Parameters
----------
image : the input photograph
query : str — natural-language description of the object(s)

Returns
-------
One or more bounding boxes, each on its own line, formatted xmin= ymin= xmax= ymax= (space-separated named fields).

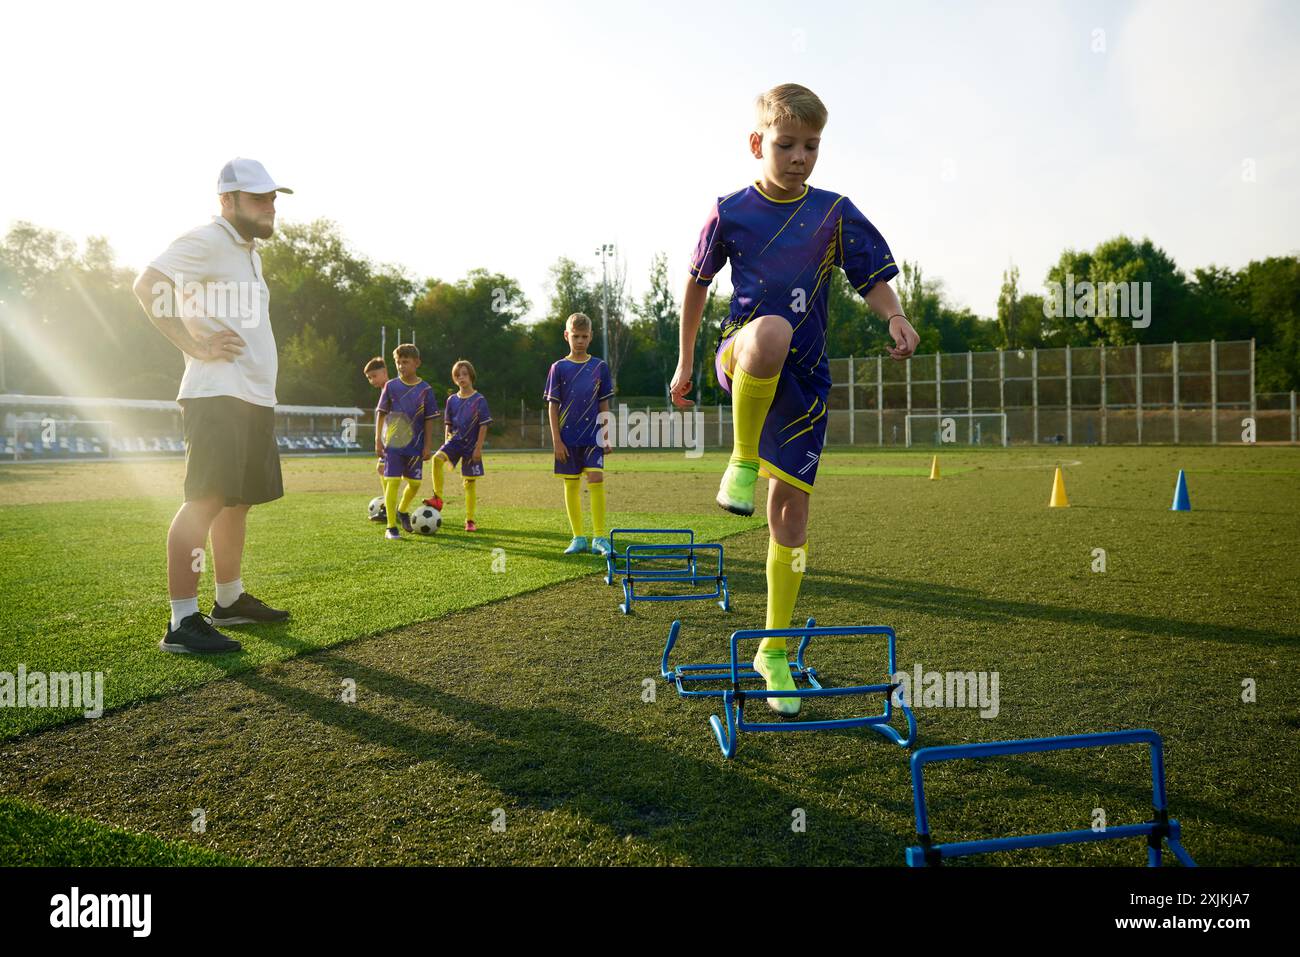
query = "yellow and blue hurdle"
xmin=605 ymin=528 xmax=730 ymax=614
xmin=661 ymin=618 xmax=917 ymax=758
xmin=907 ymin=729 xmax=1196 ymax=866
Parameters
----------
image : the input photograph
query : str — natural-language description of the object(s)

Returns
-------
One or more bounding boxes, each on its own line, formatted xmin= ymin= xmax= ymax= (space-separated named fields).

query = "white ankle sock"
xmin=170 ymin=597 xmax=199 ymax=629
xmin=215 ymin=578 xmax=244 ymax=609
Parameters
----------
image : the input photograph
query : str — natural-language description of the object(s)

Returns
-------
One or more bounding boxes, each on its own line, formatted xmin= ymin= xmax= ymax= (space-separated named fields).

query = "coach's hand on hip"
xmin=189 ymin=329 xmax=246 ymax=362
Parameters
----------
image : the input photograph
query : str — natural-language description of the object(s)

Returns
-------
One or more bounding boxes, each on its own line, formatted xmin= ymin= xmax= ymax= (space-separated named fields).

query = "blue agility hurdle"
xmin=604 ymin=528 xmax=730 ymax=614
xmin=906 ymin=729 xmax=1196 ymax=867
xmin=604 ymin=528 xmax=697 ymax=585
xmin=661 ymin=618 xmax=917 ymax=758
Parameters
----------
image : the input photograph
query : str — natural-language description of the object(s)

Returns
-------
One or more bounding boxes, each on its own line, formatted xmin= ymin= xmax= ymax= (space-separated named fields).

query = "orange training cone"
xmin=929 ymin=456 xmax=940 ymax=480
xmin=1049 ymin=467 xmax=1069 ymax=508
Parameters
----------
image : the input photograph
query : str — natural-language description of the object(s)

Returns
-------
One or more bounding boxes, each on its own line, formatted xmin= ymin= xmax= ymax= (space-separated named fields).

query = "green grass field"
xmin=1 ymin=447 xmax=1297 ymax=866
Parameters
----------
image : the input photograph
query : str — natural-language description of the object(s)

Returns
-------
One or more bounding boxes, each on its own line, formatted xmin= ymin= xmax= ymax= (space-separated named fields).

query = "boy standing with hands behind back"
xmin=670 ymin=84 xmax=919 ymax=714
xmin=545 ymin=313 xmax=614 ymax=556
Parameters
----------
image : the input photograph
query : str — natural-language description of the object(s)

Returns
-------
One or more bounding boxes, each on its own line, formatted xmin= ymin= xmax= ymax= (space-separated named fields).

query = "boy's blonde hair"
xmin=566 ymin=312 xmax=592 ymax=332
xmin=754 ymin=83 xmax=827 ymax=133
xmin=451 ymin=359 xmax=476 ymax=385
xmin=393 ymin=343 xmax=420 ymax=361
xmin=363 ymin=356 xmax=386 ymax=374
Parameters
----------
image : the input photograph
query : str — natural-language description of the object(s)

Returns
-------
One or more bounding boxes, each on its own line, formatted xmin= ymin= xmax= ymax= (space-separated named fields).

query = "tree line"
xmin=1 ymin=220 xmax=1296 ymax=416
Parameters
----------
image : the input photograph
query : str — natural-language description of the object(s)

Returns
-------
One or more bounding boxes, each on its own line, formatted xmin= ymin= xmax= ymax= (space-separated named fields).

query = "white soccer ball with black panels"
xmin=412 ymin=505 xmax=442 ymax=534
xmin=368 ymin=496 xmax=387 ymax=521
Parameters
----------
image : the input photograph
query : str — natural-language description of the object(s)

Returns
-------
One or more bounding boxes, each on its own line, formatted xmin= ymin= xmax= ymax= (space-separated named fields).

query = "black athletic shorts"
xmin=179 ymin=396 xmax=284 ymax=506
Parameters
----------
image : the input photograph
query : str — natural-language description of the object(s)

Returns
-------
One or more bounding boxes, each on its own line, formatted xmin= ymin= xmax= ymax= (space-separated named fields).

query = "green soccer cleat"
xmin=716 ymin=461 xmax=759 ymax=516
xmin=591 ymin=536 xmax=612 ymax=557
xmin=564 ymin=536 xmax=589 ymax=555
xmin=752 ymin=649 xmax=801 ymax=716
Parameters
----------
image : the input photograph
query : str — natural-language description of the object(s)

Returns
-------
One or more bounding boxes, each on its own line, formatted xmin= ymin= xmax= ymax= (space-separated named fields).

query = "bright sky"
xmin=2 ymin=0 xmax=1297 ymax=325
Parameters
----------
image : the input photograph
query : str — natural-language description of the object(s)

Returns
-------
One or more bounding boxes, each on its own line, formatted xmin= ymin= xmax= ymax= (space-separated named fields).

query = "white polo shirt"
xmin=149 ymin=215 xmax=278 ymax=407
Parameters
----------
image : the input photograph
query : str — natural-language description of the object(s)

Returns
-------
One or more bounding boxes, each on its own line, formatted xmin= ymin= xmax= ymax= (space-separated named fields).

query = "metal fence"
xmin=821 ymin=338 xmax=1262 ymax=447
xmin=4 ymin=339 xmax=1293 ymax=460
xmin=498 ymin=339 xmax=1296 ymax=448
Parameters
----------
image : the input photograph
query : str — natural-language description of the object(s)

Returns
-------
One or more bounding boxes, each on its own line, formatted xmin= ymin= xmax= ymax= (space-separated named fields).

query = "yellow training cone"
xmin=1049 ymin=466 xmax=1069 ymax=508
xmin=929 ymin=456 xmax=940 ymax=480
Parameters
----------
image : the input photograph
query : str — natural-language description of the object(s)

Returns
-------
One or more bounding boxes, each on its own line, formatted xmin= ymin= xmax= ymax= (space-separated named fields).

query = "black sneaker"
xmin=160 ymin=612 xmax=243 ymax=654
xmin=211 ymin=592 xmax=291 ymax=626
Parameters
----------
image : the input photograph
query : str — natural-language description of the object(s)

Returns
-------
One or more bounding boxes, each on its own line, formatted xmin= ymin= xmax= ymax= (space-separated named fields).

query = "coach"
xmin=132 ymin=158 xmax=292 ymax=654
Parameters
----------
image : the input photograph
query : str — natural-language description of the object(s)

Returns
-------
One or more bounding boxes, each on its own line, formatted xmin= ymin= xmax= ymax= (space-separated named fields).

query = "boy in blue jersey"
xmin=670 ymin=84 xmax=920 ymax=714
xmin=375 ymin=343 xmax=439 ymax=539
xmin=425 ymin=359 xmax=491 ymax=531
xmin=545 ymin=312 xmax=614 ymax=556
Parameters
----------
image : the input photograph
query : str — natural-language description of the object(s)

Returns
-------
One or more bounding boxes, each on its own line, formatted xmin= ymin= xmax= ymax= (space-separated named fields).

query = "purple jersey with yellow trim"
xmin=376 ymin=378 xmax=437 ymax=456
xmin=690 ymin=183 xmax=898 ymax=394
xmin=444 ymin=391 xmax=491 ymax=446
xmin=544 ymin=356 xmax=614 ymax=447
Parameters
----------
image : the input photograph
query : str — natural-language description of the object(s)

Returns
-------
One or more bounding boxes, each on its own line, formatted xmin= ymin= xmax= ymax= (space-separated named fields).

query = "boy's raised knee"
xmin=738 ymin=314 xmax=794 ymax=373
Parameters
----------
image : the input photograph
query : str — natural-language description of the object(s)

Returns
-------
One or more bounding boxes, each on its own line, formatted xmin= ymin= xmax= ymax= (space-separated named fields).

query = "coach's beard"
xmin=233 ymin=211 xmax=275 ymax=240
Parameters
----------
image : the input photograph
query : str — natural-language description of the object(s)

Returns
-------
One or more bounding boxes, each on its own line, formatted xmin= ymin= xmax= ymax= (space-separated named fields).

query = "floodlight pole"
xmin=595 ymin=243 xmax=615 ymax=363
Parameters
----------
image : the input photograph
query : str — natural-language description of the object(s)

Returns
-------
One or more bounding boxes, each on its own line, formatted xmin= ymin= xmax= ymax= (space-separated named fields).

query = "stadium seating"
xmin=8 ymin=431 xmax=366 ymax=460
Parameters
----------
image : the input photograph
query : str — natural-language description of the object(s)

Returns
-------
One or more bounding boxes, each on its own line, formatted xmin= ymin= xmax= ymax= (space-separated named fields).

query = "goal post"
xmin=904 ymin=413 xmax=1008 ymax=448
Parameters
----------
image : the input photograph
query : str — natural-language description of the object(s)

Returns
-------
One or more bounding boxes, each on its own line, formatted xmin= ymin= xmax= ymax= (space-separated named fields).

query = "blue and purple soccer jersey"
xmin=692 ymin=183 xmax=898 ymax=492
xmin=544 ymin=356 xmax=614 ymax=476
xmin=377 ymin=377 xmax=438 ymax=480
xmin=439 ymin=391 xmax=492 ymax=477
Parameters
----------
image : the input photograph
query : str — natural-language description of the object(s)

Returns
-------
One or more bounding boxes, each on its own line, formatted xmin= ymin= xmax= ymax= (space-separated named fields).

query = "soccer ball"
xmin=412 ymin=505 xmax=442 ymax=535
xmin=367 ymin=496 xmax=387 ymax=521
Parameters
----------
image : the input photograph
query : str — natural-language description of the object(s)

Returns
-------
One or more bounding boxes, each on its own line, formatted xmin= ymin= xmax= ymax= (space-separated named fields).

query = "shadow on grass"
xmin=717 ymin=560 xmax=1298 ymax=650
xmin=894 ymin=729 xmax=1299 ymax=862
xmin=232 ymin=654 xmax=901 ymax=865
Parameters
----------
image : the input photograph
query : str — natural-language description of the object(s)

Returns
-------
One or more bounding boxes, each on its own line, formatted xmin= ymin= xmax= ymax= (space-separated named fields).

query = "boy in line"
xmin=364 ymin=356 xmax=393 ymax=522
xmin=375 ymin=344 xmax=438 ymax=539
xmin=545 ymin=313 xmax=614 ymax=556
xmin=670 ymin=84 xmax=919 ymax=714
xmin=425 ymin=359 xmax=491 ymax=531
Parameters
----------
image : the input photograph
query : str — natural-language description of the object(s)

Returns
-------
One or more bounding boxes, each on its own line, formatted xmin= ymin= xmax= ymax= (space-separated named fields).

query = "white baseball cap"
xmin=217 ymin=157 xmax=293 ymax=195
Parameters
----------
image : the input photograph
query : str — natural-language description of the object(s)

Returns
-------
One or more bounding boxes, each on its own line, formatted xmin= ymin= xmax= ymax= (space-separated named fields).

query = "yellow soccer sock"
xmin=730 ymin=367 xmax=780 ymax=466
xmin=563 ymin=478 xmax=583 ymax=537
xmin=383 ymin=477 xmax=402 ymax=528
xmin=588 ymin=479 xmax=607 ymax=538
xmin=464 ymin=478 xmax=477 ymax=521
xmin=398 ymin=480 xmax=421 ymax=514
xmin=759 ymin=538 xmax=809 ymax=652
xmin=433 ymin=455 xmax=445 ymax=498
